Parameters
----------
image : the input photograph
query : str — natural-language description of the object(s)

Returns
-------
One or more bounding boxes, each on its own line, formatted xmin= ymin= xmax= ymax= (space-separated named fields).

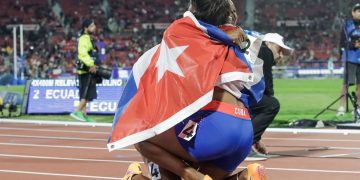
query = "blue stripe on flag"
xmin=108 ymin=72 xmax=138 ymax=142
xmin=198 ymin=21 xmax=233 ymax=46
xmin=240 ymin=77 xmax=265 ymax=107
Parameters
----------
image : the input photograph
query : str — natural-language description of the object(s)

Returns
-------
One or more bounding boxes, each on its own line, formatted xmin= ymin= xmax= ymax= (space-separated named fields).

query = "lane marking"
xmin=264 ymin=138 xmax=360 ymax=142
xmin=320 ymin=152 xmax=360 ymax=158
xmin=0 ymin=119 xmax=112 ymax=127
xmin=0 ymin=169 xmax=121 ymax=179
xmin=0 ymin=153 xmax=144 ymax=163
xmin=0 ymin=134 xmax=106 ymax=141
xmin=2 ymin=119 xmax=360 ymax=134
xmin=1 ymin=142 xmax=358 ymax=159
xmin=4 ymin=134 xmax=359 ymax=144
xmin=267 ymin=128 xmax=360 ymax=134
xmin=0 ymin=142 xmax=135 ymax=151
xmin=0 ymin=127 xmax=109 ymax=134
xmin=320 ymin=154 xmax=351 ymax=158
xmin=269 ymin=146 xmax=360 ymax=150
xmin=1 ymin=153 xmax=360 ymax=176
xmin=237 ymin=166 xmax=360 ymax=174
xmin=329 ymin=147 xmax=360 ymax=150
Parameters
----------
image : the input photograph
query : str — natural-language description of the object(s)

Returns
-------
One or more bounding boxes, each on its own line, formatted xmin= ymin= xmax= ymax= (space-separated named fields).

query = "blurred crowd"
xmin=254 ymin=0 xmax=344 ymax=68
xmin=0 ymin=0 xmax=354 ymax=82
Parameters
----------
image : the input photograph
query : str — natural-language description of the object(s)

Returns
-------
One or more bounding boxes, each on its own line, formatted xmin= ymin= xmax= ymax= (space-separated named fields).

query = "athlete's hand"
xmin=225 ymin=27 xmax=249 ymax=46
xmin=89 ymin=66 xmax=97 ymax=74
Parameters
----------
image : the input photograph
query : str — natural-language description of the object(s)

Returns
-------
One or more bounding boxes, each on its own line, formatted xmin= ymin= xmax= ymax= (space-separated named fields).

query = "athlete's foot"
xmin=246 ymin=163 xmax=267 ymax=180
xmin=253 ymin=141 xmax=268 ymax=155
xmin=123 ymin=162 xmax=143 ymax=180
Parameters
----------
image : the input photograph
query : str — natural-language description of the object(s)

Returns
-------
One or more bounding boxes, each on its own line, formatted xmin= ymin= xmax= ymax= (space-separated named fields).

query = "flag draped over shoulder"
xmin=107 ymin=12 xmax=264 ymax=151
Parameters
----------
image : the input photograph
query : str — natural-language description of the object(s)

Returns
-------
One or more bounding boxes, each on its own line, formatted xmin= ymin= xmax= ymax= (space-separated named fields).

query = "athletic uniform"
xmin=174 ymin=27 xmax=264 ymax=172
xmin=175 ymin=100 xmax=253 ymax=172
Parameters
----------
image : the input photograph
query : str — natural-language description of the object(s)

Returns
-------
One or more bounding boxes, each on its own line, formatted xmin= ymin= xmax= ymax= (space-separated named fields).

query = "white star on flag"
xmin=156 ymin=40 xmax=188 ymax=82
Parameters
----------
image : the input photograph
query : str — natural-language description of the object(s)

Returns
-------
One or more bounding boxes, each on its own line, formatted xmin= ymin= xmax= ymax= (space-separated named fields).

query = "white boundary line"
xmin=0 ymin=142 xmax=137 ymax=151
xmin=8 ymin=133 xmax=358 ymax=143
xmin=264 ymin=138 xmax=360 ymax=142
xmin=267 ymin=128 xmax=360 ymax=134
xmin=0 ymin=134 xmax=106 ymax=141
xmin=1 ymin=153 xmax=360 ymax=176
xmin=0 ymin=153 xmax=143 ymax=164
xmin=320 ymin=152 xmax=360 ymax=158
xmin=237 ymin=166 xmax=360 ymax=174
xmin=0 ymin=127 xmax=109 ymax=134
xmin=1 ymin=119 xmax=360 ymax=134
xmin=0 ymin=119 xmax=112 ymax=127
xmin=0 ymin=169 xmax=121 ymax=179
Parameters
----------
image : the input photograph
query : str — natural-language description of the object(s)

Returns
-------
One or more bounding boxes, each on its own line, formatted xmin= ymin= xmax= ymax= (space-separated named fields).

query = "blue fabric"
xmin=108 ymin=72 xmax=137 ymax=143
xmin=344 ymin=20 xmax=360 ymax=64
xmin=175 ymin=110 xmax=253 ymax=172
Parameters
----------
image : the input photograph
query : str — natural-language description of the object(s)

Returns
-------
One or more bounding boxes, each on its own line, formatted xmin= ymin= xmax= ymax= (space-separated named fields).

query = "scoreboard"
xmin=25 ymin=79 xmax=126 ymax=114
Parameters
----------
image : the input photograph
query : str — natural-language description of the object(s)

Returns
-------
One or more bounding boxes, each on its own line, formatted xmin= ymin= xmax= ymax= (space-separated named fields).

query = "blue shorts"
xmin=175 ymin=100 xmax=253 ymax=172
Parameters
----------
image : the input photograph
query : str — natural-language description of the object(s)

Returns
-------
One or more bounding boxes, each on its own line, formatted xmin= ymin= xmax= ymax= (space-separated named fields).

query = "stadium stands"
xmin=0 ymin=0 xmax=354 ymax=79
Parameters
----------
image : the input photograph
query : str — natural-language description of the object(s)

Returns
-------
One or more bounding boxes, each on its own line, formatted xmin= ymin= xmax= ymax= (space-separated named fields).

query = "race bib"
xmin=178 ymin=120 xmax=198 ymax=141
xmin=148 ymin=161 xmax=161 ymax=180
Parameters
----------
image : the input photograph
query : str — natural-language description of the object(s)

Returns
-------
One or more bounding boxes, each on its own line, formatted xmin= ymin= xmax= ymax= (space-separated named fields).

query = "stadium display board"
xmin=24 ymin=79 xmax=127 ymax=114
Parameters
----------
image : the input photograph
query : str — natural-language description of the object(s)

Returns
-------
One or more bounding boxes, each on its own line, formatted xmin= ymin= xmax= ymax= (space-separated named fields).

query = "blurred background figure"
xmin=247 ymin=33 xmax=293 ymax=161
xmin=337 ymin=3 xmax=360 ymax=116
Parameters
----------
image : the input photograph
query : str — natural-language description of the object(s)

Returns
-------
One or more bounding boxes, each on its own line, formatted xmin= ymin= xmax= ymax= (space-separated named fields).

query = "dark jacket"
xmin=258 ymin=43 xmax=275 ymax=96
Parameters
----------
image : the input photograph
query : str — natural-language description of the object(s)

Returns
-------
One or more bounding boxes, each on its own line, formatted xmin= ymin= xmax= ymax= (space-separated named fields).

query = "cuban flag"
xmin=108 ymin=11 xmax=264 ymax=151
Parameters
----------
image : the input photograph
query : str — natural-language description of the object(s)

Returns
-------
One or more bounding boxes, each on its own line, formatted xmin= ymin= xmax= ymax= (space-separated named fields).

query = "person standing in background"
xmin=70 ymin=19 xmax=98 ymax=122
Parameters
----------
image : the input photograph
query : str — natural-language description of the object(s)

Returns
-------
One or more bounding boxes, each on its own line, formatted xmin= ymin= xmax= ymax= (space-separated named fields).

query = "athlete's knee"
xmin=134 ymin=143 xmax=142 ymax=153
xmin=134 ymin=141 xmax=151 ymax=155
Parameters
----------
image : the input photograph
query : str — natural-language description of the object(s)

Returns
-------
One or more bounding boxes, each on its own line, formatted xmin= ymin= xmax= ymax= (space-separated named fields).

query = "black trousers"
xmin=250 ymin=95 xmax=280 ymax=144
xmin=78 ymin=73 xmax=97 ymax=101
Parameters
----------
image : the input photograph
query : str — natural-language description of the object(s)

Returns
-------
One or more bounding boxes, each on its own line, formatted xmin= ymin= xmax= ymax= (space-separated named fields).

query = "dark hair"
xmin=81 ymin=19 xmax=94 ymax=30
xmin=353 ymin=3 xmax=360 ymax=12
xmin=190 ymin=0 xmax=231 ymax=26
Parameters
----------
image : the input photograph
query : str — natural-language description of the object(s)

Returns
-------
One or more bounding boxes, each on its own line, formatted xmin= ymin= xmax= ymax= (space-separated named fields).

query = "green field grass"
xmin=0 ymin=79 xmax=357 ymax=126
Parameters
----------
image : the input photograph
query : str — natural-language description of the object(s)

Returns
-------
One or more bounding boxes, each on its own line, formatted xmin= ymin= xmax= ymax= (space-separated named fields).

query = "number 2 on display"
xmin=33 ymin=90 xmax=40 ymax=99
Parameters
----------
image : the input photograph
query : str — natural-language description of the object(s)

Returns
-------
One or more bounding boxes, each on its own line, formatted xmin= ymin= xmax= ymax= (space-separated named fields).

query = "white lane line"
xmin=0 ymin=134 xmax=106 ymax=141
xmin=320 ymin=152 xmax=360 ymax=158
xmin=0 ymin=169 xmax=121 ymax=179
xmin=270 ymin=146 xmax=360 ymax=150
xmin=0 ymin=119 xmax=112 ymax=127
xmin=329 ymin=147 xmax=360 ymax=150
xmin=2 ymin=142 xmax=359 ymax=159
xmin=0 ymin=142 xmax=107 ymax=150
xmin=0 ymin=153 xmax=144 ymax=163
xmin=264 ymin=138 xmax=360 ymax=142
xmin=0 ymin=127 xmax=109 ymax=134
xmin=0 ymin=142 xmax=136 ymax=151
xmin=237 ymin=166 xmax=360 ymax=174
xmin=320 ymin=154 xmax=351 ymax=158
xmin=267 ymin=128 xmax=360 ymax=134
xmin=268 ymin=167 xmax=360 ymax=174
xmin=4 ymin=134 xmax=359 ymax=143
xmin=3 ymin=119 xmax=360 ymax=134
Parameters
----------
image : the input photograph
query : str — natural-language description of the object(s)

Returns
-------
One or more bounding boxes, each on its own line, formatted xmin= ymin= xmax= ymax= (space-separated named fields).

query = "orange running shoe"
xmin=122 ymin=162 xmax=142 ymax=180
xmin=247 ymin=163 xmax=267 ymax=180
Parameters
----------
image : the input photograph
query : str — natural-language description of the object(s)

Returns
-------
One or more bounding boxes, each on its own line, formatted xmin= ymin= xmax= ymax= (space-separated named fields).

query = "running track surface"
xmin=0 ymin=120 xmax=359 ymax=180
